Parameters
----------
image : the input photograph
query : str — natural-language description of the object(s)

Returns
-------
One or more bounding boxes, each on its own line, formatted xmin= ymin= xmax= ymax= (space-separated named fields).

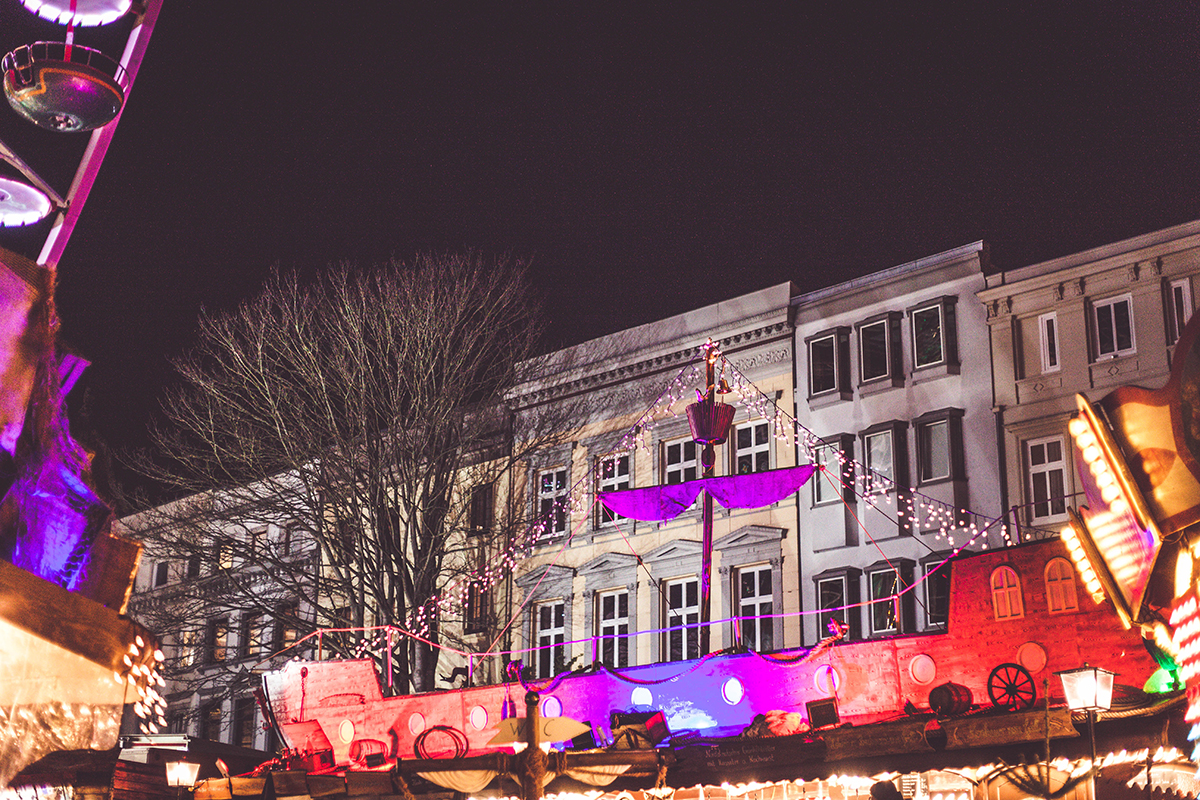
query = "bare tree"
xmin=126 ymin=253 xmax=576 ymax=696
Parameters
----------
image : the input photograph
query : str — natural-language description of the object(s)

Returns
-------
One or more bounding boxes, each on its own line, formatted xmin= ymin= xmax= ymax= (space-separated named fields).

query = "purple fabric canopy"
xmin=598 ymin=464 xmax=817 ymax=521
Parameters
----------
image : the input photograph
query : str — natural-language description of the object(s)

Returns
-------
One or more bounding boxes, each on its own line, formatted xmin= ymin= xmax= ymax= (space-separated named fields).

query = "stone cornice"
xmin=512 ymin=320 xmax=792 ymax=409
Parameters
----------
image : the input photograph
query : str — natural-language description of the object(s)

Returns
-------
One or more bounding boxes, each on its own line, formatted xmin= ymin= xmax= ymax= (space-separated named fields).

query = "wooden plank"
xmin=346 ymin=773 xmax=393 ymax=796
xmin=822 ymin=719 xmax=932 ymax=761
xmin=232 ymin=777 xmax=269 ymax=796
xmin=273 ymin=772 xmax=312 ymax=797
xmin=942 ymin=707 xmax=1076 ymax=749
xmin=307 ymin=775 xmax=346 ymax=798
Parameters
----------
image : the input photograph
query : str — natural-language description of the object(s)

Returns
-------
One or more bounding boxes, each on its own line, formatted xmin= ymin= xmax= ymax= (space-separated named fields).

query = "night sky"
xmin=1 ymin=2 xmax=1199 ymax=493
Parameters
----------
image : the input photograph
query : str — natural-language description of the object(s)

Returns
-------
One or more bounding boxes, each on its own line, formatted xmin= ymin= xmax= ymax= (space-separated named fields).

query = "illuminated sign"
xmin=1064 ymin=394 xmax=1164 ymax=627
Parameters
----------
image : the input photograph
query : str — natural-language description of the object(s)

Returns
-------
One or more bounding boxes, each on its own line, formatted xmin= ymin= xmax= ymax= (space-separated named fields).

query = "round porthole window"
xmin=408 ymin=712 xmax=426 ymax=735
xmin=814 ymin=664 xmax=841 ymax=695
xmin=469 ymin=705 xmax=488 ymax=731
xmin=909 ymin=654 xmax=937 ymax=685
xmin=338 ymin=719 xmax=355 ymax=744
xmin=722 ymin=677 xmax=745 ymax=705
xmin=542 ymin=695 xmax=563 ymax=718
xmin=631 ymin=687 xmax=653 ymax=707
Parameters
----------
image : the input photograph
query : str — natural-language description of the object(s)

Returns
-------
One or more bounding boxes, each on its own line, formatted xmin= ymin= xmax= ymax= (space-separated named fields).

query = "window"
xmin=275 ymin=604 xmax=299 ymax=652
xmin=535 ymin=600 xmax=566 ymax=679
xmin=860 ymin=319 xmax=890 ymax=381
xmin=1045 ymin=557 xmax=1078 ymax=613
xmin=239 ymin=615 xmax=255 ymax=659
xmin=737 ymin=565 xmax=773 ymax=652
xmin=153 ymin=561 xmax=169 ymax=588
xmin=469 ymin=485 xmax=494 ymax=536
xmin=856 ymin=312 xmax=902 ymax=387
xmin=217 ymin=545 xmax=234 ymax=571
xmin=915 ymin=409 xmax=962 ymax=485
xmin=664 ymin=577 xmax=699 ymax=661
xmin=538 ymin=467 xmax=569 ymax=538
xmin=816 ymin=575 xmax=848 ymax=641
xmin=1039 ymin=312 xmax=1060 ymax=373
xmin=807 ymin=328 xmax=850 ymax=398
xmin=917 ymin=419 xmax=950 ymax=483
xmin=596 ymin=589 xmax=629 ymax=668
xmin=734 ymin=421 xmax=770 ymax=474
xmin=1093 ymin=294 xmax=1135 ymax=359
xmin=924 ymin=560 xmax=951 ymax=628
xmin=809 ymin=333 xmax=837 ymax=394
xmin=249 ymin=527 xmax=266 ymax=558
xmin=206 ymin=618 xmax=229 ymax=664
xmin=991 ymin=566 xmax=1024 ymax=620
xmin=1027 ymin=436 xmax=1067 ymax=522
xmin=177 ymin=629 xmax=199 ymax=669
xmin=187 ymin=554 xmax=202 ymax=579
xmin=909 ymin=297 xmax=958 ymax=370
xmin=868 ymin=569 xmax=901 ymax=635
xmin=233 ymin=697 xmax=256 ymax=749
xmin=596 ymin=454 xmax=630 ymax=527
xmin=664 ymin=438 xmax=700 ymax=484
xmin=1168 ymin=278 xmax=1193 ymax=344
xmin=864 ymin=429 xmax=895 ymax=485
xmin=812 ymin=435 xmax=853 ymax=506
xmin=199 ymin=700 xmax=223 ymax=741
xmin=465 ymin=581 xmax=489 ymax=634
xmin=276 ymin=524 xmax=293 ymax=555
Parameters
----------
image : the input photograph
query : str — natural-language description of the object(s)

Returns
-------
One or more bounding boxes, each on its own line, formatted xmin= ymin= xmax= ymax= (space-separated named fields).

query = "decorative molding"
xmin=515 ymin=321 xmax=792 ymax=407
xmin=987 ymin=296 xmax=1013 ymax=320
xmin=1072 ymin=278 xmax=1085 ymax=297
xmin=1052 ymin=284 xmax=1063 ymax=302
xmin=1127 ymin=262 xmax=1141 ymax=282
xmin=718 ymin=566 xmax=730 ymax=577
xmin=1152 ymin=256 xmax=1164 ymax=276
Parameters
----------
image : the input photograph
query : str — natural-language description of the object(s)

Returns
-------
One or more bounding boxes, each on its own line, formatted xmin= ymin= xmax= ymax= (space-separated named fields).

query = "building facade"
xmin=791 ymin=242 xmax=1006 ymax=646
xmin=980 ymin=219 xmax=1200 ymax=541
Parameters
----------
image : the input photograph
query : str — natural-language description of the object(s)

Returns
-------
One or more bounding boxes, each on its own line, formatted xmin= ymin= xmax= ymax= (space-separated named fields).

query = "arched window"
xmin=991 ymin=566 xmax=1024 ymax=620
xmin=1044 ymin=557 xmax=1078 ymax=613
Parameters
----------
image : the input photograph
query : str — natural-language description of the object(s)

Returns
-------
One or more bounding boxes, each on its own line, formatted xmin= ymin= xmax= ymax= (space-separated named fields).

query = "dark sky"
xmin=2 ymin=2 xmax=1199 ymax=486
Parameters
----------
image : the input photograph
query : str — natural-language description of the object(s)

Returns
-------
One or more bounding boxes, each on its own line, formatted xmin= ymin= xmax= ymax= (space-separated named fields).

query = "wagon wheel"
xmin=988 ymin=662 xmax=1036 ymax=710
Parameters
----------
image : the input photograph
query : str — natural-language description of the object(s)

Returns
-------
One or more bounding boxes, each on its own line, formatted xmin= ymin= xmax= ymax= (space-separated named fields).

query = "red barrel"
xmin=928 ymin=682 xmax=972 ymax=715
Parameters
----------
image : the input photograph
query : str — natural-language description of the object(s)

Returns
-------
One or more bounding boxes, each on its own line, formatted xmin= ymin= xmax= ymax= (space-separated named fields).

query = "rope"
xmin=414 ymin=724 xmax=470 ymax=759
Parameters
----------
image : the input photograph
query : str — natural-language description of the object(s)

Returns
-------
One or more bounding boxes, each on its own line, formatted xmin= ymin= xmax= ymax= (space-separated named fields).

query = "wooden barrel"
xmin=928 ymin=682 xmax=972 ymax=715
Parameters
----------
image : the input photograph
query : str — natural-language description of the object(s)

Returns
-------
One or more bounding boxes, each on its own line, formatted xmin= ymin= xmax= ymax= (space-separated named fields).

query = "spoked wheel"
xmin=988 ymin=662 xmax=1036 ymax=710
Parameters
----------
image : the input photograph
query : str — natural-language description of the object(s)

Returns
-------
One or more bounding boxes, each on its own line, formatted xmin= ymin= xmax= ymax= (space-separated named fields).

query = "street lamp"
xmin=165 ymin=760 xmax=200 ymax=799
xmin=1056 ymin=665 xmax=1115 ymax=771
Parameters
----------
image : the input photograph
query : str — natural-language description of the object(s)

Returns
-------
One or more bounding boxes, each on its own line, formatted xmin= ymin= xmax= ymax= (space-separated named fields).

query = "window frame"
xmin=806 ymin=326 xmax=852 ymax=400
xmin=153 ymin=560 xmax=169 ymax=588
xmin=922 ymin=556 xmax=952 ymax=629
xmin=534 ymin=599 xmax=566 ymax=679
xmin=206 ymin=617 xmax=229 ymax=664
xmin=908 ymin=296 xmax=959 ymax=372
xmin=663 ymin=576 xmax=700 ymax=662
xmin=914 ymin=408 xmax=964 ymax=486
xmin=813 ymin=567 xmax=861 ymax=642
xmin=469 ymin=484 xmax=494 ymax=537
xmin=855 ymin=311 xmax=904 ymax=389
xmin=735 ymin=563 xmax=774 ymax=652
xmin=465 ymin=580 xmax=489 ymax=634
xmin=1038 ymin=312 xmax=1060 ymax=373
xmin=663 ymin=436 xmax=700 ymax=485
xmin=596 ymin=588 xmax=630 ymax=668
xmin=866 ymin=560 xmax=915 ymax=636
xmin=733 ymin=420 xmax=771 ymax=475
xmin=537 ymin=466 xmax=570 ymax=539
xmin=990 ymin=565 xmax=1024 ymax=620
xmin=1092 ymin=294 xmax=1136 ymax=360
xmin=1026 ymin=435 xmax=1068 ymax=523
xmin=1168 ymin=277 xmax=1193 ymax=345
xmin=595 ymin=453 xmax=631 ymax=528
xmin=233 ymin=696 xmax=257 ymax=749
xmin=1044 ymin=557 xmax=1079 ymax=614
